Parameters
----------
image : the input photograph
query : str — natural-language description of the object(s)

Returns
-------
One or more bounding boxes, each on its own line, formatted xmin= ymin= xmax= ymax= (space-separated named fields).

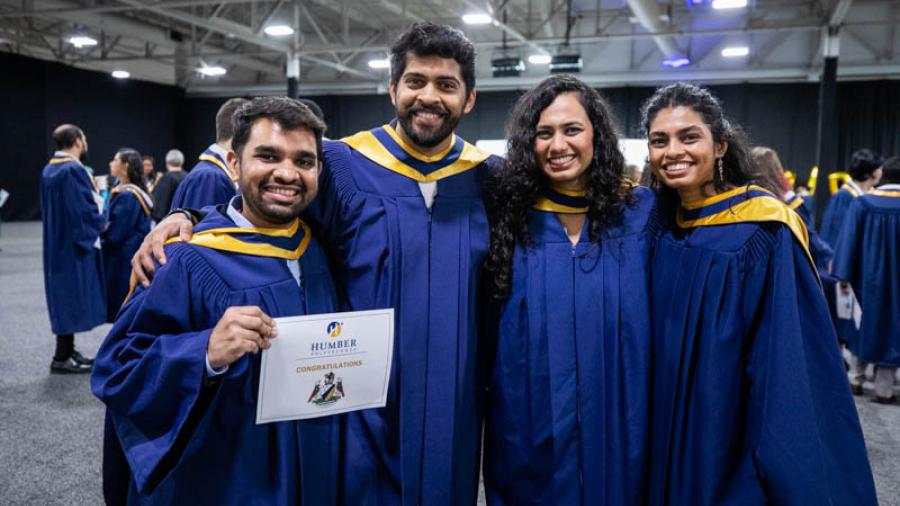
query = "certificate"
xmin=256 ymin=308 xmax=394 ymax=424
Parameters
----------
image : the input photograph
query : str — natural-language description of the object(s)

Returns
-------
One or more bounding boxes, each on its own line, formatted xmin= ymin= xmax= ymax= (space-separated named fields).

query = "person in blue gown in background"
xmin=170 ymin=98 xmax=247 ymax=210
xmin=92 ymin=97 xmax=339 ymax=505
xmin=132 ymin=23 xmax=502 ymax=505
xmin=103 ymin=148 xmax=153 ymax=322
xmin=482 ymin=75 xmax=656 ymax=505
xmin=833 ymin=155 xmax=900 ymax=404
xmin=642 ymin=83 xmax=876 ymax=505
xmin=41 ymin=124 xmax=106 ymax=373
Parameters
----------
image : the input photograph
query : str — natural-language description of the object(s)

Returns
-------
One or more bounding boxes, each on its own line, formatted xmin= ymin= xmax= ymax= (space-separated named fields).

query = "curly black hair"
xmin=390 ymin=22 xmax=476 ymax=96
xmin=641 ymin=83 xmax=759 ymax=212
xmin=484 ymin=74 xmax=631 ymax=301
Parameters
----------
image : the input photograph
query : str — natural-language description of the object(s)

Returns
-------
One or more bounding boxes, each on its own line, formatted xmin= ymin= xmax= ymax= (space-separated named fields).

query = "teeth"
xmin=550 ymin=155 xmax=575 ymax=164
xmin=664 ymin=162 xmax=690 ymax=171
xmin=416 ymin=112 xmax=441 ymax=120
xmin=268 ymin=187 xmax=298 ymax=196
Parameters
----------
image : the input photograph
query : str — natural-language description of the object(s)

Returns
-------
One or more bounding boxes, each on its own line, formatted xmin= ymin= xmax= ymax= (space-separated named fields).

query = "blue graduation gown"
xmin=820 ymin=184 xmax=862 ymax=249
xmin=832 ymin=188 xmax=900 ymax=367
xmin=103 ymin=185 xmax=153 ymax=322
xmin=171 ymin=147 xmax=236 ymax=210
xmin=484 ymin=187 xmax=657 ymax=506
xmin=786 ymin=194 xmax=833 ymax=271
xmin=92 ymin=207 xmax=339 ymax=505
xmin=649 ymin=186 xmax=876 ymax=505
xmin=303 ymin=124 xmax=500 ymax=505
xmin=40 ymin=154 xmax=107 ymax=335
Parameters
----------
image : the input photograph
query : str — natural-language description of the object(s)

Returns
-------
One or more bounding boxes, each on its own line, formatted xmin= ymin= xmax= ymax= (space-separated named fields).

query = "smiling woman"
xmin=642 ymin=83 xmax=877 ymax=505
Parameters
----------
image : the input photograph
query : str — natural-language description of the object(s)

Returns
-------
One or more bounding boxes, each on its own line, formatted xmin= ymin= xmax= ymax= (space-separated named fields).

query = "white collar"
xmin=208 ymin=143 xmax=230 ymax=160
xmin=877 ymin=184 xmax=900 ymax=191
xmin=226 ymin=196 xmax=254 ymax=228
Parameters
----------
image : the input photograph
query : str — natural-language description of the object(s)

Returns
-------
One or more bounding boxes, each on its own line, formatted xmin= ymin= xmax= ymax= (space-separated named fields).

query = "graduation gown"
xmin=786 ymin=193 xmax=833 ymax=271
xmin=171 ymin=146 xmax=237 ymax=210
xmin=103 ymin=184 xmax=153 ymax=322
xmin=820 ymin=182 xmax=862 ymax=249
xmin=40 ymin=153 xmax=107 ymax=335
xmin=832 ymin=186 xmax=900 ymax=367
xmin=650 ymin=185 xmax=876 ymax=506
xmin=484 ymin=187 xmax=657 ymax=506
xmin=91 ymin=206 xmax=339 ymax=505
xmin=303 ymin=124 xmax=500 ymax=505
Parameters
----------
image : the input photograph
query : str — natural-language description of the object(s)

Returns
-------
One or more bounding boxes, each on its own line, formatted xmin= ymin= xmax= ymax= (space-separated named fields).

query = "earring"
xmin=717 ymin=158 xmax=724 ymax=182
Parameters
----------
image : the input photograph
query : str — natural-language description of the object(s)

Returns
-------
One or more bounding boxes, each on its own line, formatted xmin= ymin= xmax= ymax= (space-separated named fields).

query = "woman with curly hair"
xmin=103 ymin=148 xmax=153 ymax=321
xmin=643 ymin=83 xmax=875 ymax=505
xmin=482 ymin=74 xmax=658 ymax=504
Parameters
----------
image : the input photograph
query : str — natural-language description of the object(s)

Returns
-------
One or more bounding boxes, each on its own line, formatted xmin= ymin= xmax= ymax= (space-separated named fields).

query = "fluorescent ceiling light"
xmin=721 ymin=46 xmax=750 ymax=57
xmin=68 ymin=35 xmax=98 ymax=48
xmin=712 ymin=0 xmax=747 ymax=9
xmin=111 ymin=70 xmax=130 ymax=79
xmin=197 ymin=65 xmax=227 ymax=77
xmin=462 ymin=13 xmax=493 ymax=25
xmin=264 ymin=25 xmax=294 ymax=36
xmin=528 ymin=54 xmax=552 ymax=65
xmin=368 ymin=58 xmax=390 ymax=69
xmin=662 ymin=56 xmax=691 ymax=68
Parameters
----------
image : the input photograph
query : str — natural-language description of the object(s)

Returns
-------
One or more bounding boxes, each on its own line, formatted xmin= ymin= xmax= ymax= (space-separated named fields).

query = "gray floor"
xmin=1 ymin=220 xmax=898 ymax=505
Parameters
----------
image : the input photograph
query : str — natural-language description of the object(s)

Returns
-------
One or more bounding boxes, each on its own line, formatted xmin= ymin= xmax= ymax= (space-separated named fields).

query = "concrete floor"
xmin=1 ymin=220 xmax=898 ymax=505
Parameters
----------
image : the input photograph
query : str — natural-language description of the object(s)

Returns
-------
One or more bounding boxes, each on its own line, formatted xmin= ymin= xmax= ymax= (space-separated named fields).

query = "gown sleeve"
xmin=63 ymin=167 xmax=106 ymax=251
xmin=831 ymin=199 xmax=864 ymax=286
xmin=744 ymin=227 xmax=876 ymax=505
xmin=91 ymin=244 xmax=226 ymax=494
xmin=302 ymin=141 xmax=358 ymax=265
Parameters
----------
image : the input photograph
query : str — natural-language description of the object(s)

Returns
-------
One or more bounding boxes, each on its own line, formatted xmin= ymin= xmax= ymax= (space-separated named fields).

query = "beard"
xmin=79 ymin=149 xmax=89 ymax=164
xmin=242 ymin=181 xmax=308 ymax=225
xmin=396 ymin=104 xmax=460 ymax=149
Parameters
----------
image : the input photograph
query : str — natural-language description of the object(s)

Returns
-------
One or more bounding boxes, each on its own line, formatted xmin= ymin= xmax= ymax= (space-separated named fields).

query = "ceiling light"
xmin=368 ymin=58 xmax=390 ymax=69
xmin=197 ymin=65 xmax=227 ymax=77
xmin=550 ymin=54 xmax=583 ymax=73
xmin=712 ymin=0 xmax=747 ymax=9
xmin=111 ymin=70 xmax=130 ymax=79
xmin=68 ymin=35 xmax=98 ymax=48
xmin=462 ymin=13 xmax=493 ymax=25
xmin=662 ymin=56 xmax=691 ymax=68
xmin=528 ymin=53 xmax=552 ymax=65
xmin=264 ymin=25 xmax=294 ymax=36
xmin=721 ymin=46 xmax=750 ymax=57
xmin=492 ymin=57 xmax=525 ymax=77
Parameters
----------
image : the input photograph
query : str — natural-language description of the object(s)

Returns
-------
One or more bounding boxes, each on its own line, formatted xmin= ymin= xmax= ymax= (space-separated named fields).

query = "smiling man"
xmin=134 ymin=23 xmax=502 ymax=505
xmin=92 ymin=97 xmax=340 ymax=504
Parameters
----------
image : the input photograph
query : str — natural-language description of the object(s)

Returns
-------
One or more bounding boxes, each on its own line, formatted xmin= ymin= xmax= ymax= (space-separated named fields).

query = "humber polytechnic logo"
xmin=327 ymin=321 xmax=342 ymax=337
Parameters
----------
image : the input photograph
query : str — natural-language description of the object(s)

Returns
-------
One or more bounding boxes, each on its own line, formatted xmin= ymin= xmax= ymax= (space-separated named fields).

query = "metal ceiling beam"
xmin=829 ymin=0 xmax=854 ymax=26
xmin=0 ymin=0 xmax=255 ymax=18
xmin=625 ymin=0 xmax=682 ymax=59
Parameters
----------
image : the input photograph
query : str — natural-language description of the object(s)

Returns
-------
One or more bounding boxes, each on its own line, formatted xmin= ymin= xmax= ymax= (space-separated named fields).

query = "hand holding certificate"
xmin=256 ymin=308 xmax=394 ymax=424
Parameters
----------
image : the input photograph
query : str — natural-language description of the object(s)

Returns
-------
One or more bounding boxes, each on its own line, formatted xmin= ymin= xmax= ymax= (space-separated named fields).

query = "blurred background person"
xmin=150 ymin=149 xmax=186 ymax=223
xmin=103 ymin=148 xmax=153 ymax=321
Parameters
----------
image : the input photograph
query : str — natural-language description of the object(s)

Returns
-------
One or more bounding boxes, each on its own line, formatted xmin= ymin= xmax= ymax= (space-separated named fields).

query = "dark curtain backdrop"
xmin=2 ymin=50 xmax=898 ymax=221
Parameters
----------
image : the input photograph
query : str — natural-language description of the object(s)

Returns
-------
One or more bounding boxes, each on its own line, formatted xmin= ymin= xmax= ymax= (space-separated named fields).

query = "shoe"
xmin=50 ymin=356 xmax=92 ymax=374
xmin=71 ymin=349 xmax=94 ymax=366
xmin=872 ymin=395 xmax=896 ymax=405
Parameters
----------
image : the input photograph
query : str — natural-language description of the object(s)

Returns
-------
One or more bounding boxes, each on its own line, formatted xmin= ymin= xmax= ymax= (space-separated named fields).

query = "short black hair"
xmin=216 ymin=97 xmax=249 ymax=143
xmin=390 ymin=22 xmax=476 ymax=96
xmin=880 ymin=155 xmax=900 ymax=185
xmin=848 ymin=149 xmax=883 ymax=181
xmin=52 ymin=124 xmax=84 ymax=150
xmin=231 ymin=96 xmax=327 ymax=160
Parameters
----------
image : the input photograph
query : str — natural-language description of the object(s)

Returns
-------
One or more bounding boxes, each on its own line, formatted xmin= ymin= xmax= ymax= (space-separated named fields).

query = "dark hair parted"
xmin=116 ymin=148 xmax=147 ymax=193
xmin=485 ymin=75 xmax=631 ymax=301
xmin=641 ymin=82 xmax=760 ymax=208
xmin=880 ymin=155 xmax=900 ymax=185
xmin=848 ymin=148 xmax=884 ymax=181
xmin=390 ymin=22 xmax=476 ymax=96
xmin=52 ymin=124 xmax=84 ymax=150
xmin=231 ymin=96 xmax=327 ymax=161
xmin=215 ymin=97 xmax=249 ymax=143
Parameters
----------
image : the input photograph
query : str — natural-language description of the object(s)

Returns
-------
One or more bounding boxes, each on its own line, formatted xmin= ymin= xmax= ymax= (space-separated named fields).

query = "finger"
xmin=150 ymin=234 xmax=167 ymax=266
xmin=178 ymin=221 xmax=195 ymax=242
xmin=131 ymin=255 xmax=151 ymax=288
xmin=234 ymin=327 xmax=265 ymax=347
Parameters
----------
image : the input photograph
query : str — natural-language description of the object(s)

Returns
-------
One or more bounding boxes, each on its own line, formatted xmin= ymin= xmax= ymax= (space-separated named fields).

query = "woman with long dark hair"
xmin=483 ymin=75 xmax=657 ymax=504
xmin=643 ymin=83 xmax=875 ymax=504
xmin=103 ymin=148 xmax=153 ymax=321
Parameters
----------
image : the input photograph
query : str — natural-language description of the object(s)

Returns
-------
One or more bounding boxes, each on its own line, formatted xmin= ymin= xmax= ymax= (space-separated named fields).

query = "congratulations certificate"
xmin=256 ymin=308 xmax=394 ymax=424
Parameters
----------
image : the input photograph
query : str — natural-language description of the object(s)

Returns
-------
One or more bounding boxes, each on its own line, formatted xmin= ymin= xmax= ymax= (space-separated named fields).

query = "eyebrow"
xmin=403 ymin=72 xmax=461 ymax=83
xmin=649 ymin=125 xmax=703 ymax=136
xmin=254 ymin=145 xmax=316 ymax=160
